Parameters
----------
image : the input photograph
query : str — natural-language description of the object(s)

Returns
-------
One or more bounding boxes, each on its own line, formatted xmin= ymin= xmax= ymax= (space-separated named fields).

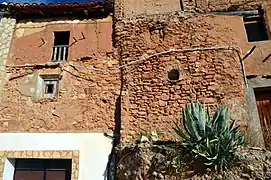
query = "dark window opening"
xmin=243 ymin=14 xmax=269 ymax=42
xmin=44 ymin=79 xmax=59 ymax=98
xmin=54 ymin=31 xmax=70 ymax=46
xmin=52 ymin=31 xmax=70 ymax=62
xmin=14 ymin=159 xmax=72 ymax=180
xmin=168 ymin=69 xmax=180 ymax=81
xmin=255 ymin=87 xmax=271 ymax=100
xmin=46 ymin=84 xmax=54 ymax=94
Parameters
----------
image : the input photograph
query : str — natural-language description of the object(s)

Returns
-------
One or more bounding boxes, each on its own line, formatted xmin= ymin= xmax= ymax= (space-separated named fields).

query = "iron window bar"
xmin=52 ymin=45 xmax=68 ymax=62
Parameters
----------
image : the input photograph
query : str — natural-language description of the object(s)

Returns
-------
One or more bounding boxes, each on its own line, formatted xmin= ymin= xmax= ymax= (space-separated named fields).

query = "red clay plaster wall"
xmin=8 ymin=17 xmax=113 ymax=65
xmin=0 ymin=16 xmax=121 ymax=133
xmin=121 ymin=0 xmax=181 ymax=18
xmin=0 ymin=62 xmax=120 ymax=133
xmin=242 ymin=6 xmax=271 ymax=76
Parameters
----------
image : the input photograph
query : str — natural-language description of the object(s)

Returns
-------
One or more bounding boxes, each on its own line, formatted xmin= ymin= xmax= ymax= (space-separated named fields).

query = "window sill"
xmin=36 ymin=97 xmax=58 ymax=103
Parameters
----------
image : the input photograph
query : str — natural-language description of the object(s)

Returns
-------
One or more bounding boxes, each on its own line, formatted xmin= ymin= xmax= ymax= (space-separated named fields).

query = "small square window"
xmin=243 ymin=14 xmax=269 ymax=42
xmin=46 ymin=84 xmax=54 ymax=94
xmin=43 ymin=79 xmax=59 ymax=98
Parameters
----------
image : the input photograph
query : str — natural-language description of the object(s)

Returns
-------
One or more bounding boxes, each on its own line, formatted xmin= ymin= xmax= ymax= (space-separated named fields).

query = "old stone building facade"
xmin=0 ymin=2 xmax=116 ymax=180
xmin=115 ymin=0 xmax=271 ymax=147
xmin=0 ymin=0 xmax=270 ymax=179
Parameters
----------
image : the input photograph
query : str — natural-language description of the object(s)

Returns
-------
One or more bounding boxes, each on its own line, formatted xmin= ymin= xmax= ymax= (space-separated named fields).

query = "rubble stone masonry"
xmin=115 ymin=13 xmax=249 ymax=140
xmin=114 ymin=0 xmax=271 ymax=143
xmin=1 ymin=0 xmax=271 ymax=144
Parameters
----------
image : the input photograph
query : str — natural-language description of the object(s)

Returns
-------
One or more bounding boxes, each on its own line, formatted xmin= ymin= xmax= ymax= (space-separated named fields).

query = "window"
xmin=13 ymin=159 xmax=72 ymax=180
xmin=243 ymin=13 xmax=269 ymax=42
xmin=43 ymin=79 xmax=59 ymax=98
xmin=52 ymin=31 xmax=70 ymax=62
xmin=46 ymin=83 xmax=54 ymax=94
xmin=167 ymin=68 xmax=180 ymax=82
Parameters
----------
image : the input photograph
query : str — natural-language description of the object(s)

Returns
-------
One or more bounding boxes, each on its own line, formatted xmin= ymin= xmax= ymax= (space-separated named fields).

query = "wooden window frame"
xmin=42 ymin=77 xmax=60 ymax=98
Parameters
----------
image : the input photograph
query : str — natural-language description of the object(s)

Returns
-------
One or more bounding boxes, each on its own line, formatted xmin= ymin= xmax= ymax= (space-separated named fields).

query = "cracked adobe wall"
xmin=0 ymin=16 xmax=122 ymax=133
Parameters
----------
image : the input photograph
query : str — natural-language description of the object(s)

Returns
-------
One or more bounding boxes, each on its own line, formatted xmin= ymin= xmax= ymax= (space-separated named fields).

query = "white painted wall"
xmin=0 ymin=133 xmax=113 ymax=180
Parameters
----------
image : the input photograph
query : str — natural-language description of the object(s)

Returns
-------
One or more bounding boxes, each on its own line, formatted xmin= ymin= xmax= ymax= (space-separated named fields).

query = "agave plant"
xmin=173 ymin=101 xmax=244 ymax=170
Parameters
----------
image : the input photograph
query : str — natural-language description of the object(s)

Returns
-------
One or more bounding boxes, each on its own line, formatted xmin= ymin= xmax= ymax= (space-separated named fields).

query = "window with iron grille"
xmin=13 ymin=159 xmax=72 ymax=180
xmin=52 ymin=31 xmax=70 ymax=62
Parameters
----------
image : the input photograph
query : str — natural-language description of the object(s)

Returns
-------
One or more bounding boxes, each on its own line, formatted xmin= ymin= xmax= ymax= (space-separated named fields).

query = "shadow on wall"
xmin=104 ymin=68 xmax=123 ymax=180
